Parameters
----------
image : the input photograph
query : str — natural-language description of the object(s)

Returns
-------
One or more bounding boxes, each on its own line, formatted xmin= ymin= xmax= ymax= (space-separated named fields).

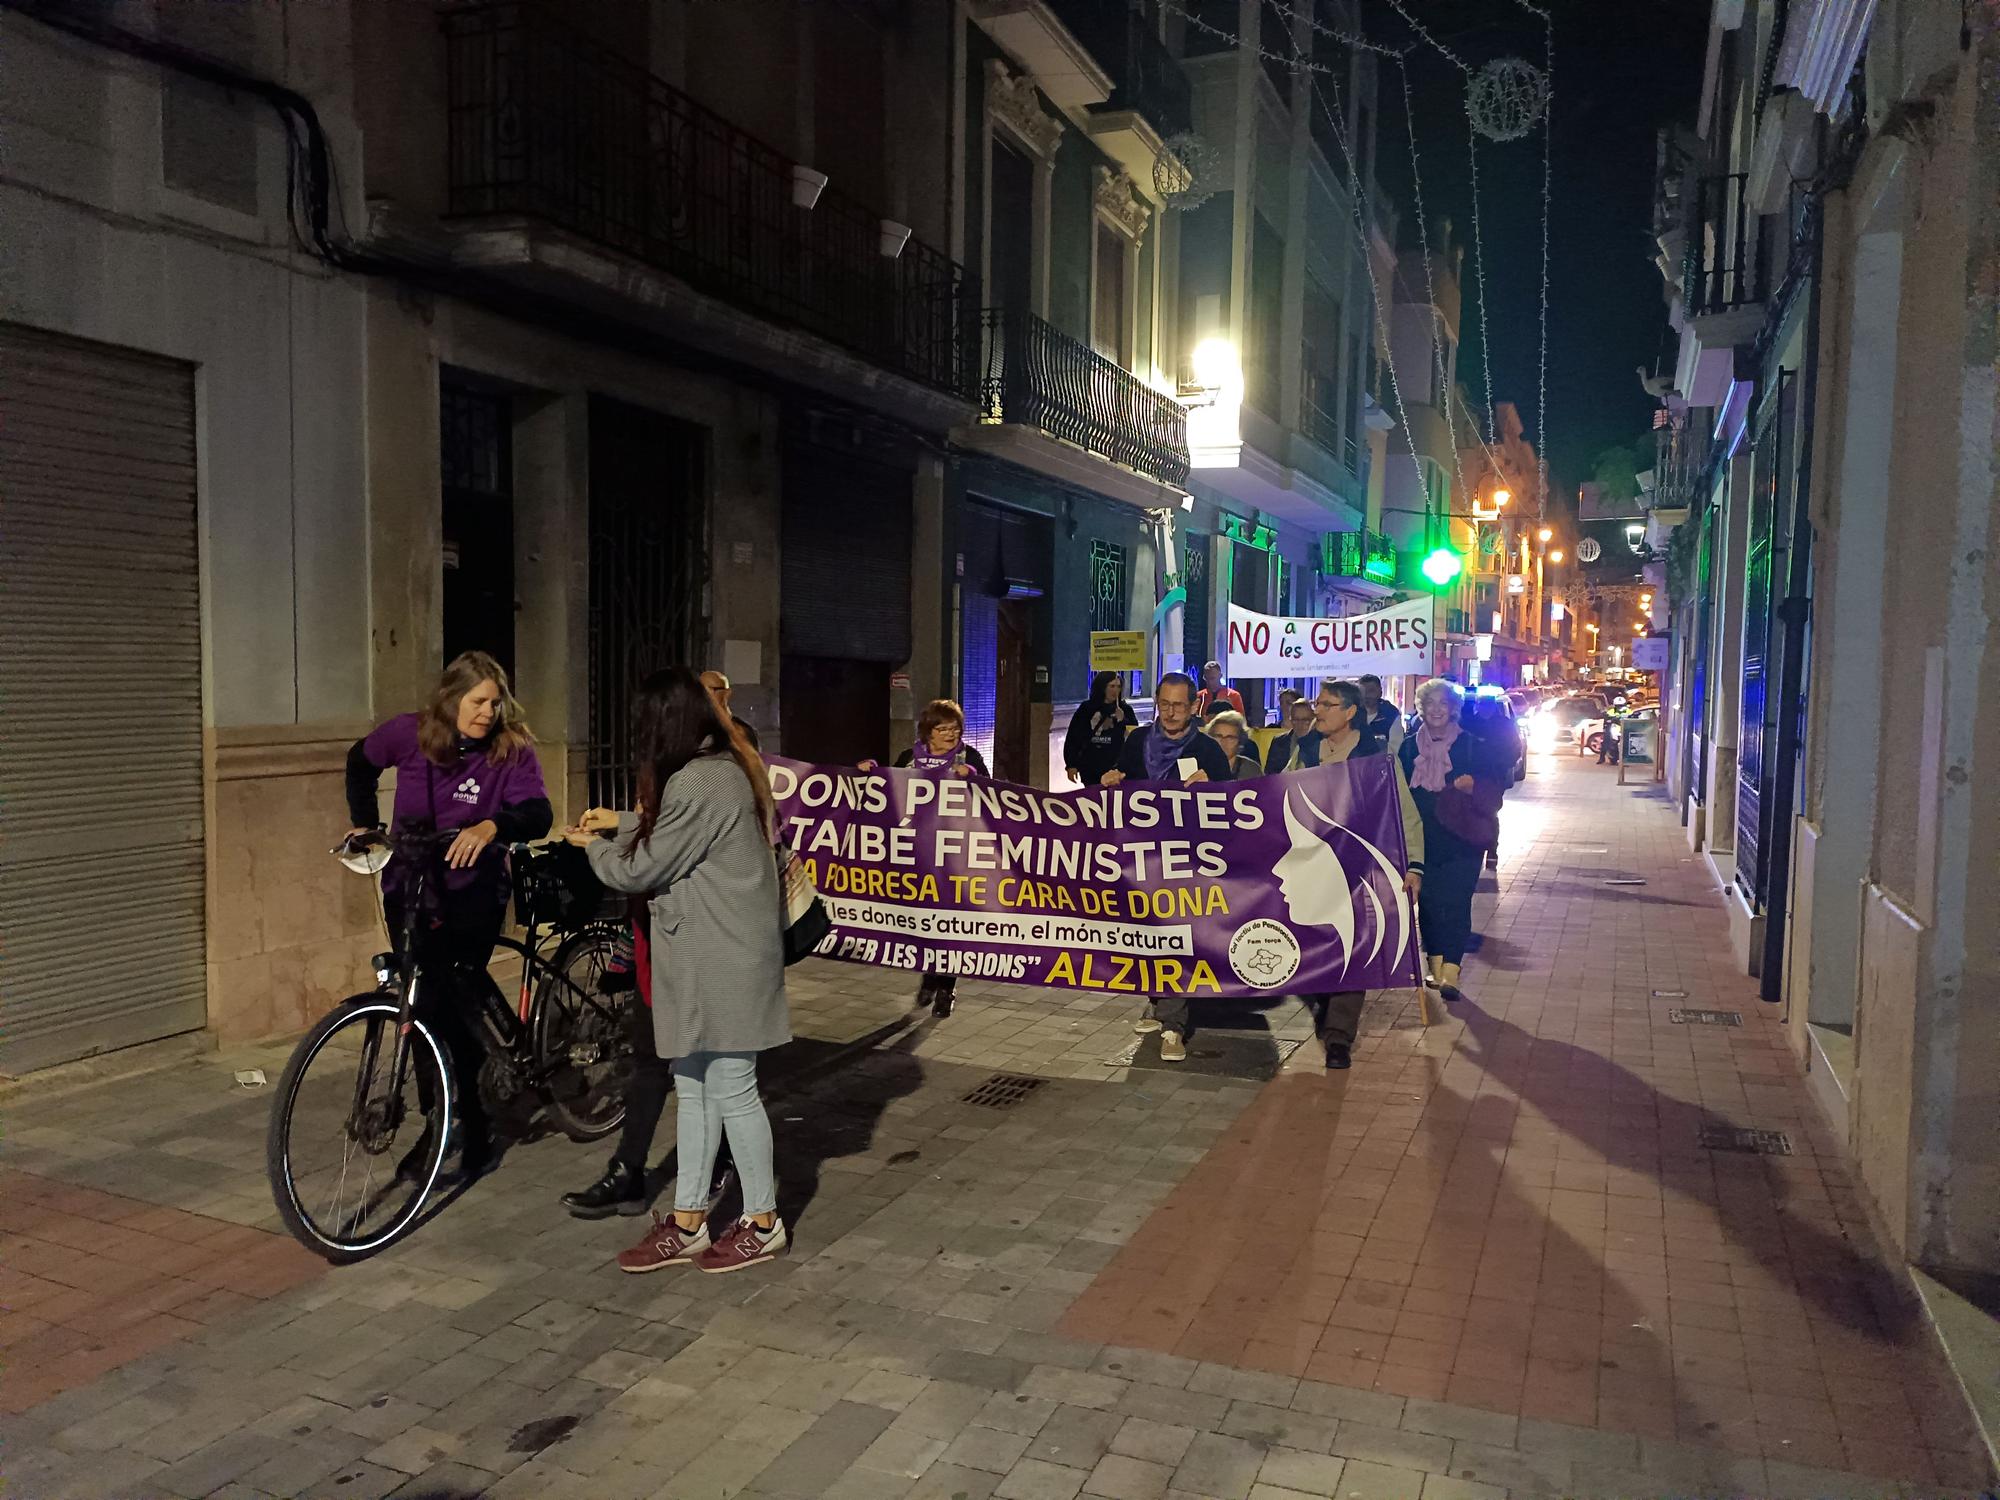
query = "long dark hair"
xmin=1086 ymin=670 xmax=1123 ymax=708
xmin=629 ymin=667 xmax=774 ymax=850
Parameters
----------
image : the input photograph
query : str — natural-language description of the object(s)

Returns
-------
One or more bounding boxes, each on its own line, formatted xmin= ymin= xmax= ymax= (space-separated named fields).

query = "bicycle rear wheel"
xmin=532 ymin=926 xmax=634 ymax=1142
xmin=267 ymin=996 xmax=453 ymax=1263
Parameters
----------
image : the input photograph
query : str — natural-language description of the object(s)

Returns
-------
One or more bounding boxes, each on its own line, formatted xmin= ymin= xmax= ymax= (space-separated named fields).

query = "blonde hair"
xmin=1208 ymin=709 xmax=1249 ymax=738
xmin=1414 ymin=678 xmax=1465 ymax=720
xmin=420 ymin=652 xmax=534 ymax=766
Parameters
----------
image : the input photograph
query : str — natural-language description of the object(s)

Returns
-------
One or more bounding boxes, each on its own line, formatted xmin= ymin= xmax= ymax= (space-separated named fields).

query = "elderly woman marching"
xmin=1302 ymin=680 xmax=1423 ymax=1068
xmin=1397 ymin=678 xmax=1504 ymax=1003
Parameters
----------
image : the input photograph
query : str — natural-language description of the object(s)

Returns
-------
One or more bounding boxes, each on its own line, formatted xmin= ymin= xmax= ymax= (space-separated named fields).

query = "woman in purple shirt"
xmin=345 ymin=651 xmax=553 ymax=1176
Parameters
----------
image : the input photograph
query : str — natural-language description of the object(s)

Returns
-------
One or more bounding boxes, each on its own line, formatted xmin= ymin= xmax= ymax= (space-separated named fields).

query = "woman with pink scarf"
xmin=1396 ymin=679 xmax=1503 ymax=1002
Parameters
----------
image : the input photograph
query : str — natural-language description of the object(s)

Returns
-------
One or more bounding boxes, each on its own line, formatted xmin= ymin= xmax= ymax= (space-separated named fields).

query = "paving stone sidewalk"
xmin=1 ymin=754 xmax=1993 ymax=1499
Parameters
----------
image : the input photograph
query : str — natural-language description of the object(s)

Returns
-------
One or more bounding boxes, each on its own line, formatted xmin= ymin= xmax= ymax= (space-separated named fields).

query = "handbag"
xmin=1435 ymin=780 xmax=1502 ymax=850
xmin=776 ymin=843 xmax=832 ymax=966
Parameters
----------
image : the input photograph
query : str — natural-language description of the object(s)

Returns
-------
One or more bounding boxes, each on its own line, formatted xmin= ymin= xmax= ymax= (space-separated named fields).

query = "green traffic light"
xmin=1420 ymin=547 xmax=1463 ymax=587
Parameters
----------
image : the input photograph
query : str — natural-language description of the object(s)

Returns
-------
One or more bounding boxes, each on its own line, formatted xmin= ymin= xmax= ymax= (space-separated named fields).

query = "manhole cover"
xmin=961 ymin=1073 xmax=1047 ymax=1109
xmin=1669 ymin=1008 xmax=1742 ymax=1026
xmin=1699 ymin=1124 xmax=1792 ymax=1156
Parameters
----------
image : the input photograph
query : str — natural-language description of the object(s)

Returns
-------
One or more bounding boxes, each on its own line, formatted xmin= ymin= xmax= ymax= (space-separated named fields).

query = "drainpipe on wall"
xmin=1757 ymin=119 xmax=1831 ymax=1005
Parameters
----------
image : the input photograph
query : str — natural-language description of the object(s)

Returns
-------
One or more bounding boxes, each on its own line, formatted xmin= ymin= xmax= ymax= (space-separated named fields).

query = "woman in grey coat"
xmin=568 ymin=668 xmax=791 ymax=1275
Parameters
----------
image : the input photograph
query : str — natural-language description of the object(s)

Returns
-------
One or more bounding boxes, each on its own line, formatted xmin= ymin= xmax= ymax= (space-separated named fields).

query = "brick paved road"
xmin=1 ymin=753 xmax=1992 ymax=1498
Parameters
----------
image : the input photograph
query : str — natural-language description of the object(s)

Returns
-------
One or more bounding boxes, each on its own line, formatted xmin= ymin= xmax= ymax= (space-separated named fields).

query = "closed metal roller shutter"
xmin=0 ymin=325 xmax=206 ymax=1073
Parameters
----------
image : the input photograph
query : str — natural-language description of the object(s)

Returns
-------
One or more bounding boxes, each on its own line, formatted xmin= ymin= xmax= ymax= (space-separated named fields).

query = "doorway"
xmin=586 ymin=395 xmax=707 ymax=811
xmin=995 ymin=600 xmax=1033 ymax=783
xmin=441 ymin=375 xmax=515 ymax=680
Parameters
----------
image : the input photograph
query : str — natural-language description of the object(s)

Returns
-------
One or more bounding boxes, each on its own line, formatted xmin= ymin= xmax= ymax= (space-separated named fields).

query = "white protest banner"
xmin=1226 ymin=597 xmax=1433 ymax=679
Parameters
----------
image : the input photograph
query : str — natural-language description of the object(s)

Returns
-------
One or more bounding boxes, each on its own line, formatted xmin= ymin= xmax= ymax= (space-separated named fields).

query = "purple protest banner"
xmin=766 ymin=756 xmax=1422 ymax=999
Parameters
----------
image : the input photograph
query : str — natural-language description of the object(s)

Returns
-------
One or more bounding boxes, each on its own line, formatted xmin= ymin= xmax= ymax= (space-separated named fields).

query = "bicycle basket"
xmin=513 ymin=841 xmax=620 ymax=931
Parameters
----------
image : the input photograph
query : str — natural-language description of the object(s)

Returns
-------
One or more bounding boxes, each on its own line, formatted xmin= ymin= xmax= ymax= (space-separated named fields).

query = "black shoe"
xmin=562 ymin=1158 xmax=649 ymax=1219
xmin=931 ymin=988 xmax=955 ymax=1019
xmin=1324 ymin=1042 xmax=1352 ymax=1070
xmin=394 ymin=1121 xmax=441 ymax=1182
xmin=453 ymin=1133 xmax=496 ymax=1184
xmin=1439 ymin=984 xmax=1464 ymax=1005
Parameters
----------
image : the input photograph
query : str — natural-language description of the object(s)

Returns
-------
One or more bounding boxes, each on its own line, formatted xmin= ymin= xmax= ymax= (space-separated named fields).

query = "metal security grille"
xmin=1699 ymin=1125 xmax=1793 ymax=1156
xmin=0 ymin=324 xmax=206 ymax=1072
xmin=1088 ymin=540 xmax=1129 ymax=635
xmin=440 ymin=376 xmax=515 ymax=680
xmin=586 ymin=396 xmax=707 ymax=811
xmin=961 ymin=1073 xmax=1047 ymax=1109
xmin=1669 ymin=1009 xmax=1744 ymax=1027
xmin=1180 ymin=533 xmax=1210 ymax=674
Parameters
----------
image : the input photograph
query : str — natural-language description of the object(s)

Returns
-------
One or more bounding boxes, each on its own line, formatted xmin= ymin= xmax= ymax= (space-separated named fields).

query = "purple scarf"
xmin=1141 ymin=722 xmax=1199 ymax=781
xmin=1410 ymin=720 xmax=1461 ymax=792
xmin=910 ymin=742 xmax=960 ymax=774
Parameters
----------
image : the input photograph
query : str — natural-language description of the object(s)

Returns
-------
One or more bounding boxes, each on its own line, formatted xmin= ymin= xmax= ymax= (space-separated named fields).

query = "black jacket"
xmin=1397 ymin=727 xmax=1504 ymax=863
xmin=1264 ymin=729 xmax=1322 ymax=773
xmin=1062 ymin=700 xmax=1139 ymax=784
xmin=1112 ymin=726 xmax=1233 ymax=785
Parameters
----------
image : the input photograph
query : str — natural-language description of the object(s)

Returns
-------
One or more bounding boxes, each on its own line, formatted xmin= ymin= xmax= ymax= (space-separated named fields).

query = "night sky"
xmin=1368 ymin=0 xmax=1711 ymax=487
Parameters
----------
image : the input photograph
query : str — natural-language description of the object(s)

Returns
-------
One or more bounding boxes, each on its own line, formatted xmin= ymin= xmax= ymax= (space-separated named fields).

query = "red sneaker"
xmin=694 ymin=1217 xmax=788 ymax=1274
xmin=616 ymin=1214 xmax=710 ymax=1273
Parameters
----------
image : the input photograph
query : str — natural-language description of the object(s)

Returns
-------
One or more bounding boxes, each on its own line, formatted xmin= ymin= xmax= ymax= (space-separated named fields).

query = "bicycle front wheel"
xmin=267 ymin=996 xmax=453 ymax=1263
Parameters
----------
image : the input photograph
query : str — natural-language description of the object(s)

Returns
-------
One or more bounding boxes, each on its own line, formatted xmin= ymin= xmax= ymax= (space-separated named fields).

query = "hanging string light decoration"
xmin=1154 ymin=131 xmax=1222 ymax=211
xmin=1466 ymin=56 xmax=1549 ymax=141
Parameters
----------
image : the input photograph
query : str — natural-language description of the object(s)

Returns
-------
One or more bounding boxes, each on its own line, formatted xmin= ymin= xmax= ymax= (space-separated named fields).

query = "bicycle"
xmin=266 ymin=827 xmax=637 ymax=1262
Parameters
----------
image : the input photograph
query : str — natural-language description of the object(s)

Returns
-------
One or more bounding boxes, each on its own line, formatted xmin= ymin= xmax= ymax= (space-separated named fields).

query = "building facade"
xmin=1 ymin=0 xmax=1434 ymax=1071
xmin=1646 ymin=0 xmax=2000 ymax=1363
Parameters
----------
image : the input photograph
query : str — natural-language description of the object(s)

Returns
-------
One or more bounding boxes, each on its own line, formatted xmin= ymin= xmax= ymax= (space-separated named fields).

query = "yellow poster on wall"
xmin=1088 ymin=631 xmax=1147 ymax=672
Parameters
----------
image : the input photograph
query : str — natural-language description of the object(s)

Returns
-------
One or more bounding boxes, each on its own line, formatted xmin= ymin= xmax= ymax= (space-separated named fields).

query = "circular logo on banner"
xmin=1577 ymin=537 xmax=1603 ymax=563
xmin=1227 ymin=920 xmax=1303 ymax=990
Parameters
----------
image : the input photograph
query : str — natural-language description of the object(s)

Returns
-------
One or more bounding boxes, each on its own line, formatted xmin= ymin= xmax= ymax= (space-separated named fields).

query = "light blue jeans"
xmin=671 ymin=1051 xmax=776 ymax=1218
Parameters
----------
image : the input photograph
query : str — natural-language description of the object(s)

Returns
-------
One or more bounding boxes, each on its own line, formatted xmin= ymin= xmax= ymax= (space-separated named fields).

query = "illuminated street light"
xmin=1420 ymin=546 xmax=1464 ymax=587
xmin=1190 ymin=337 xmax=1241 ymax=392
xmin=1548 ymin=549 xmax=1565 ymax=563
xmin=1493 ymin=488 xmax=1512 ymax=508
xmin=1538 ymin=527 xmax=1553 ymax=543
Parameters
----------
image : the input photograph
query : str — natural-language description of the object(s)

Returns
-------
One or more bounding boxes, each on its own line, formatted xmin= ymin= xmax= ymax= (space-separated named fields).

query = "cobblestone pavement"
xmin=2 ymin=754 xmax=1993 ymax=1498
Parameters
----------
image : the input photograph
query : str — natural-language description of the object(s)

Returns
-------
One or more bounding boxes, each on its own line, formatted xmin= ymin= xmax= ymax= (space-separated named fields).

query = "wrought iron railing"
xmin=978 ymin=308 xmax=1190 ymax=487
xmin=1301 ymin=350 xmax=1344 ymax=460
xmin=1682 ymin=172 xmax=1770 ymax=317
xmin=1650 ymin=408 xmax=1708 ymax=514
xmin=1322 ymin=529 xmax=1396 ymax=583
xmin=444 ymin=2 xmax=977 ymax=398
xmin=1047 ymin=0 xmax=1193 ymax=137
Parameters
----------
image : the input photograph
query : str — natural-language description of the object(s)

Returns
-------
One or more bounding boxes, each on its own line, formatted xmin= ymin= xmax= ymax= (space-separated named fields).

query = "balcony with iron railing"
xmin=975 ymin=308 xmax=1189 ymax=489
xmin=1648 ymin=409 xmax=1709 ymax=522
xmin=1682 ymin=172 xmax=1771 ymax=319
xmin=1321 ymin=528 xmax=1396 ymax=586
xmin=443 ymin=1 xmax=977 ymax=399
xmin=1047 ymin=0 xmax=1193 ymax=138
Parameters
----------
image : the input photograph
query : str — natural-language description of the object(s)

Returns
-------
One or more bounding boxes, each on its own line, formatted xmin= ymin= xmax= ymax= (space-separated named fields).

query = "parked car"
xmin=1527 ymin=694 xmax=1609 ymax=752
xmin=1579 ymin=704 xmax=1658 ymax=756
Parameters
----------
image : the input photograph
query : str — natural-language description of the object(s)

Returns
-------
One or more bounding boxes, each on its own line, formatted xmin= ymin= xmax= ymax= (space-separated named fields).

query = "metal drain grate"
xmin=961 ymin=1073 xmax=1047 ymax=1109
xmin=1669 ymin=1008 xmax=1742 ymax=1026
xmin=1700 ymin=1124 xmax=1792 ymax=1155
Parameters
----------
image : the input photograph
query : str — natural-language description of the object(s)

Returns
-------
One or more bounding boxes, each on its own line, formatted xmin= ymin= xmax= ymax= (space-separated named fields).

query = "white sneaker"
xmin=1159 ymin=1030 xmax=1187 ymax=1062
xmin=1133 ymin=1016 xmax=1163 ymax=1034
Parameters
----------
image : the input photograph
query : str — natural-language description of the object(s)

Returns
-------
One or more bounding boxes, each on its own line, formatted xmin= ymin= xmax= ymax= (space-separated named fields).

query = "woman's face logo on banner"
xmin=1275 ymin=782 xmax=1411 ymax=972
